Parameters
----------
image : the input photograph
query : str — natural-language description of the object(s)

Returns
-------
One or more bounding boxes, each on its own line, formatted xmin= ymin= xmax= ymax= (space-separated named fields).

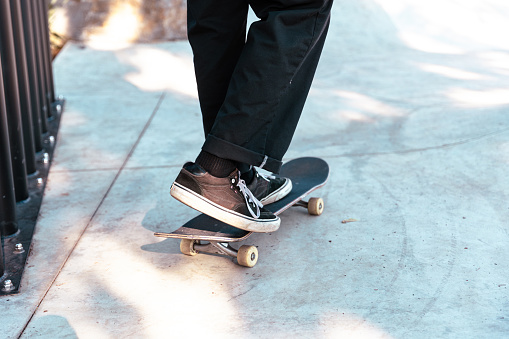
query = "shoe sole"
xmin=171 ymin=182 xmax=281 ymax=233
xmin=260 ymin=178 xmax=293 ymax=205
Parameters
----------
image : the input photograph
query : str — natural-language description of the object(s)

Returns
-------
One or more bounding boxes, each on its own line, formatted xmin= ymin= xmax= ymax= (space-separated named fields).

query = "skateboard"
xmin=154 ymin=157 xmax=329 ymax=267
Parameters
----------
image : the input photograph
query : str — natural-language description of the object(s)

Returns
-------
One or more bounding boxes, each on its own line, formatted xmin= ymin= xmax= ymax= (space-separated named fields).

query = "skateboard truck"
xmin=294 ymin=197 xmax=324 ymax=216
xmin=180 ymin=239 xmax=258 ymax=267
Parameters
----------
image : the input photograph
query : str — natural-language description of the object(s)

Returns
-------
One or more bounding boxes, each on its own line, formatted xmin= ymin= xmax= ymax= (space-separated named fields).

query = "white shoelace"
xmin=236 ymin=174 xmax=264 ymax=218
xmin=257 ymin=171 xmax=275 ymax=182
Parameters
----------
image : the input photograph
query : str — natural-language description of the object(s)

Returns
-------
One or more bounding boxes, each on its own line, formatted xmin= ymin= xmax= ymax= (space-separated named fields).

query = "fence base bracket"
xmin=1 ymin=97 xmax=65 ymax=296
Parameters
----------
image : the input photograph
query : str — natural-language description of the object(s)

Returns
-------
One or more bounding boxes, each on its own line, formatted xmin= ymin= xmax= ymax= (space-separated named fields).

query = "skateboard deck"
xmin=155 ymin=157 xmax=329 ymax=267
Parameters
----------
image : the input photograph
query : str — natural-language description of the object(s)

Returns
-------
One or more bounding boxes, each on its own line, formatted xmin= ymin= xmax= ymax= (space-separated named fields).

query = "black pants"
xmin=188 ymin=0 xmax=332 ymax=173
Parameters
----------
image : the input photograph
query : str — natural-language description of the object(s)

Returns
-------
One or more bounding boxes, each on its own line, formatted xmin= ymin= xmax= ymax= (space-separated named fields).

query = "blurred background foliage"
xmin=47 ymin=0 xmax=187 ymax=59
xmin=49 ymin=0 xmax=67 ymax=59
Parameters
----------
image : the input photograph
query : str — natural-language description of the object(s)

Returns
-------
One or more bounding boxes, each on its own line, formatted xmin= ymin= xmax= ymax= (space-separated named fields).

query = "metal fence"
xmin=1 ymin=0 xmax=64 ymax=294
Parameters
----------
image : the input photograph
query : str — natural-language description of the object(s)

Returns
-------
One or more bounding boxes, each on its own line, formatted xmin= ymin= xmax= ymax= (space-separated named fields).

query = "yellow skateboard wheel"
xmin=308 ymin=197 xmax=324 ymax=216
xmin=180 ymin=239 xmax=198 ymax=256
xmin=237 ymin=245 xmax=258 ymax=267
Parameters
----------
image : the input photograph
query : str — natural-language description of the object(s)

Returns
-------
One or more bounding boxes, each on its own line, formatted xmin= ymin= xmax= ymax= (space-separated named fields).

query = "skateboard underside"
xmin=157 ymin=214 xmax=252 ymax=242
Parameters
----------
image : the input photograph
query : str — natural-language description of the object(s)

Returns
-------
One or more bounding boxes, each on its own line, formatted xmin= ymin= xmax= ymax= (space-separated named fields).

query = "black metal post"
xmin=0 ymin=0 xmax=29 ymax=203
xmin=0 ymin=237 xmax=4 ymax=279
xmin=0 ymin=56 xmax=18 ymax=237
xmin=42 ymin=0 xmax=56 ymax=104
xmin=10 ymin=0 xmax=37 ymax=175
xmin=35 ymin=0 xmax=53 ymax=119
xmin=0 ymin=0 xmax=65 ymax=294
xmin=20 ymin=0 xmax=43 ymax=153
xmin=30 ymin=0 xmax=49 ymax=134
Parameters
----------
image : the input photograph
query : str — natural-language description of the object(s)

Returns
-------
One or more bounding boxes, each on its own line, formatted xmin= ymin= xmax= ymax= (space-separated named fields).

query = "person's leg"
xmin=172 ymin=0 xmax=332 ymax=232
xmin=188 ymin=0 xmax=292 ymax=205
xmin=188 ymin=0 xmax=257 ymax=182
xmin=262 ymin=11 xmax=330 ymax=162
xmin=242 ymin=0 xmax=331 ymax=203
xmin=202 ymin=0 xmax=333 ymax=174
xmin=172 ymin=0 xmax=280 ymax=232
xmin=187 ymin=0 xmax=249 ymax=136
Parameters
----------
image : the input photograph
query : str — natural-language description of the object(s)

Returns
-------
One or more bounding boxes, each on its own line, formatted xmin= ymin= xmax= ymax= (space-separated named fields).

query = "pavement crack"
xmin=228 ymin=285 xmax=256 ymax=302
xmin=324 ymin=126 xmax=509 ymax=159
xmin=16 ymin=92 xmax=167 ymax=339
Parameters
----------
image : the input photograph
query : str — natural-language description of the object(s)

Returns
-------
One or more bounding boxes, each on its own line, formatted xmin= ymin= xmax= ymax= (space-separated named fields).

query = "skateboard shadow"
xmin=139 ymin=196 xmax=200 ymax=255
xmin=22 ymin=315 xmax=78 ymax=338
xmin=140 ymin=237 xmax=180 ymax=255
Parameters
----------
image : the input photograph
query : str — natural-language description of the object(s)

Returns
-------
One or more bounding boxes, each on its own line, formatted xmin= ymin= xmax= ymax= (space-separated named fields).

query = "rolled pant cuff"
xmin=203 ymin=135 xmax=282 ymax=174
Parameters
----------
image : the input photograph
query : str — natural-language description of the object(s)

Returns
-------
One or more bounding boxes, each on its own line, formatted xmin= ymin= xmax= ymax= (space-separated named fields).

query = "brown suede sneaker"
xmin=247 ymin=170 xmax=292 ymax=205
xmin=170 ymin=162 xmax=280 ymax=233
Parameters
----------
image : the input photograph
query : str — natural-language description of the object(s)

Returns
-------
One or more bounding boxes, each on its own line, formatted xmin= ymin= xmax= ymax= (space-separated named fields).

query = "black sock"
xmin=195 ymin=151 xmax=236 ymax=178
xmin=236 ymin=162 xmax=255 ymax=184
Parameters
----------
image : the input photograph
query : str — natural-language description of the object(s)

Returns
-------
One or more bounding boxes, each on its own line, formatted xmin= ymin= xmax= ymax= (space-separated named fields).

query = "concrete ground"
xmin=2 ymin=0 xmax=509 ymax=338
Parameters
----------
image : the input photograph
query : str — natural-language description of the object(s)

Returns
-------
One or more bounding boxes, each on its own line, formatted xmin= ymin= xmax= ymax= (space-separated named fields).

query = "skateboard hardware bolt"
xmin=2 ymin=280 xmax=14 ymax=292
xmin=37 ymin=178 xmax=43 ymax=187
xmin=14 ymin=243 xmax=25 ymax=254
xmin=43 ymin=153 xmax=49 ymax=164
xmin=56 ymin=104 xmax=62 ymax=114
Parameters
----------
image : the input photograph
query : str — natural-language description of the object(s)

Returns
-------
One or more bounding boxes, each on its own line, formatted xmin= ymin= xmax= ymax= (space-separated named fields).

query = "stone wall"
xmin=50 ymin=0 xmax=187 ymax=43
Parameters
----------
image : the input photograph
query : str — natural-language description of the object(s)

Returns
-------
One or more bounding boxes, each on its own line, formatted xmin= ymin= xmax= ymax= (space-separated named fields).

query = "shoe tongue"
xmin=240 ymin=168 xmax=256 ymax=185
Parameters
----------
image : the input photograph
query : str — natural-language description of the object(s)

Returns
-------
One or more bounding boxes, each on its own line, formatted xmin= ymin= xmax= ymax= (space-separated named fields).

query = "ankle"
xmin=195 ymin=151 xmax=236 ymax=178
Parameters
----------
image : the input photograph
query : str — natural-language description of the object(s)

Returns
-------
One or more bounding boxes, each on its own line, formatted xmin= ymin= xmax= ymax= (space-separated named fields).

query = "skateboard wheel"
xmin=308 ymin=197 xmax=324 ymax=216
xmin=180 ymin=239 xmax=198 ymax=256
xmin=237 ymin=245 xmax=258 ymax=268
